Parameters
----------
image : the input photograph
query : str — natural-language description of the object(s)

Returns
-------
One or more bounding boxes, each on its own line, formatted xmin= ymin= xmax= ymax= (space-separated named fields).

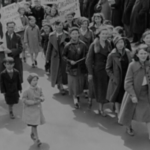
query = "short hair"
xmin=28 ymin=16 xmax=36 ymax=21
xmin=80 ymin=17 xmax=90 ymax=26
xmin=3 ymin=57 xmax=14 ymax=64
xmin=6 ymin=21 xmax=16 ymax=26
xmin=133 ymin=44 xmax=149 ymax=61
xmin=141 ymin=30 xmax=150 ymax=43
xmin=92 ymin=13 xmax=105 ymax=24
xmin=114 ymin=26 xmax=125 ymax=37
xmin=54 ymin=20 xmax=62 ymax=26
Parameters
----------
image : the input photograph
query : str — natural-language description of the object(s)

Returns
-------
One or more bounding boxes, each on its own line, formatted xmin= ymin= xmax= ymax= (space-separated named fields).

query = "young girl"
xmin=119 ymin=44 xmax=150 ymax=138
xmin=24 ymin=16 xmax=41 ymax=68
xmin=22 ymin=73 xmax=45 ymax=146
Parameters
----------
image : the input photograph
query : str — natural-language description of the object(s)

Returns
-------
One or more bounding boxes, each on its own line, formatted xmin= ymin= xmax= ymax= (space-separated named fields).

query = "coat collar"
xmin=49 ymin=31 xmax=68 ymax=50
xmin=111 ymin=48 xmax=132 ymax=69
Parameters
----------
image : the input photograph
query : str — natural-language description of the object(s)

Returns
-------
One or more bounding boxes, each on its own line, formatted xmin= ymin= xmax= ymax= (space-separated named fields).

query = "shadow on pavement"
xmin=23 ymin=63 xmax=45 ymax=77
xmin=0 ymin=99 xmax=26 ymax=134
xmin=29 ymin=143 xmax=50 ymax=150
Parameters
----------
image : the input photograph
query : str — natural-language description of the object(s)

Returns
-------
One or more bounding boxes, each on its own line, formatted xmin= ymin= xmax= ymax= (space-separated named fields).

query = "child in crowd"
xmin=24 ymin=16 xmax=41 ymax=68
xmin=22 ymin=73 xmax=45 ymax=147
xmin=0 ymin=57 xmax=22 ymax=119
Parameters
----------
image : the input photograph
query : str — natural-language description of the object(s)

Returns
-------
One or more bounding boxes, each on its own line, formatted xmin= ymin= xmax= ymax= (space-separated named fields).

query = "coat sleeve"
xmin=46 ymin=37 xmax=52 ymax=62
xmin=0 ymin=73 xmax=6 ymax=93
xmin=39 ymin=87 xmax=45 ymax=101
xmin=125 ymin=0 xmax=136 ymax=15
xmin=106 ymin=53 xmax=115 ymax=80
xmin=24 ymin=27 xmax=28 ymax=44
xmin=124 ymin=63 xmax=136 ymax=98
xmin=62 ymin=44 xmax=70 ymax=62
xmin=22 ymin=90 xmax=35 ymax=106
xmin=10 ymin=35 xmax=23 ymax=57
xmin=17 ymin=72 xmax=22 ymax=91
xmin=86 ymin=44 xmax=94 ymax=75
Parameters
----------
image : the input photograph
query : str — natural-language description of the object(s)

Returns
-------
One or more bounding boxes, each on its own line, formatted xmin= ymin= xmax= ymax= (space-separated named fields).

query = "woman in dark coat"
xmin=79 ymin=17 xmax=94 ymax=107
xmin=89 ymin=13 xmax=105 ymax=37
xmin=46 ymin=20 xmax=70 ymax=95
xmin=86 ymin=27 xmax=111 ymax=116
xmin=109 ymin=0 xmax=124 ymax=27
xmin=63 ymin=27 xmax=88 ymax=109
xmin=106 ymin=36 xmax=132 ymax=117
xmin=118 ymin=44 xmax=150 ymax=137
xmin=130 ymin=0 xmax=150 ymax=43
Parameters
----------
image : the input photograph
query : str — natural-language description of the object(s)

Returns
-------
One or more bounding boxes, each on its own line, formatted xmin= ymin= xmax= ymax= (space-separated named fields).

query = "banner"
xmin=1 ymin=3 xmax=24 ymax=33
xmin=42 ymin=0 xmax=58 ymax=5
xmin=43 ymin=0 xmax=81 ymax=25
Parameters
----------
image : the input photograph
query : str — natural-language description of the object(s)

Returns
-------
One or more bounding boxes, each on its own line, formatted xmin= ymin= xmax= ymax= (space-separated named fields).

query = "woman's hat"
xmin=69 ymin=27 xmax=79 ymax=34
xmin=113 ymin=36 xmax=124 ymax=46
xmin=27 ymin=73 xmax=39 ymax=84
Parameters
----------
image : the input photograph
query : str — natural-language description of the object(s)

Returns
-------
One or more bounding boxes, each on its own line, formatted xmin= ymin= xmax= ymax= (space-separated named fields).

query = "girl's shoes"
xmin=10 ymin=111 xmax=15 ymax=119
xmin=126 ymin=127 xmax=134 ymax=136
xmin=60 ymin=89 xmax=66 ymax=96
xmin=35 ymin=139 xmax=42 ymax=147
xmin=30 ymin=133 xmax=36 ymax=141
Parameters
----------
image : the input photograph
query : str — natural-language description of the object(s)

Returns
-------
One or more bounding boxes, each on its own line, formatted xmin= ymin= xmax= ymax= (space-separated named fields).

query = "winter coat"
xmin=122 ymin=0 xmax=136 ymax=25
xmin=5 ymin=32 xmax=23 ymax=83
xmin=118 ymin=61 xmax=150 ymax=126
xmin=0 ymin=69 xmax=22 ymax=105
xmin=110 ymin=0 xmax=124 ymax=27
xmin=46 ymin=31 xmax=70 ymax=87
xmin=130 ymin=0 xmax=150 ymax=34
xmin=22 ymin=86 xmax=45 ymax=126
xmin=106 ymin=48 xmax=132 ymax=102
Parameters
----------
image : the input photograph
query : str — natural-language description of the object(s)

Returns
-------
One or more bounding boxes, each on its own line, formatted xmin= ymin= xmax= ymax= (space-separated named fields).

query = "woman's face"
xmin=45 ymin=7 xmax=50 ymax=14
xmin=113 ymin=29 xmax=119 ymax=38
xmin=81 ymin=21 xmax=88 ymax=29
xmin=116 ymin=40 xmax=124 ymax=50
xmin=94 ymin=16 xmax=101 ymax=24
xmin=70 ymin=30 xmax=79 ymax=41
xmin=19 ymin=9 xmax=25 ymax=15
xmin=51 ymin=7 xmax=57 ymax=16
xmin=137 ymin=49 xmax=148 ymax=62
xmin=99 ymin=30 xmax=108 ymax=41
xmin=143 ymin=34 xmax=150 ymax=45
xmin=30 ymin=77 xmax=38 ymax=87
xmin=67 ymin=15 xmax=73 ymax=23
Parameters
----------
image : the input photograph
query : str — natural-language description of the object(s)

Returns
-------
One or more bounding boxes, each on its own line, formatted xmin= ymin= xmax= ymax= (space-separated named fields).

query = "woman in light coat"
xmin=118 ymin=44 xmax=150 ymax=138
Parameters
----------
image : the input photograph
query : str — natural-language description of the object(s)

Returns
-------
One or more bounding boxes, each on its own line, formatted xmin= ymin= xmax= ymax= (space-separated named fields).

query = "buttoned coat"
xmin=118 ymin=61 xmax=150 ymax=126
xmin=6 ymin=32 xmax=23 ymax=83
xmin=22 ymin=86 xmax=45 ymax=126
xmin=0 ymin=69 xmax=22 ymax=105
xmin=46 ymin=31 xmax=70 ymax=87
xmin=106 ymin=48 xmax=132 ymax=102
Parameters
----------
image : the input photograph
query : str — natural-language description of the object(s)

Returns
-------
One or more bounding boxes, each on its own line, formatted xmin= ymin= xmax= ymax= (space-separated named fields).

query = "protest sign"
xmin=46 ymin=0 xmax=81 ymax=25
xmin=1 ymin=3 xmax=24 ymax=33
xmin=42 ymin=0 xmax=58 ymax=5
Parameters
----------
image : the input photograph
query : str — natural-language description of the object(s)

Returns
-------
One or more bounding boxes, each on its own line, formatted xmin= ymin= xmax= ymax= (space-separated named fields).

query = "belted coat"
xmin=118 ymin=61 xmax=150 ymax=126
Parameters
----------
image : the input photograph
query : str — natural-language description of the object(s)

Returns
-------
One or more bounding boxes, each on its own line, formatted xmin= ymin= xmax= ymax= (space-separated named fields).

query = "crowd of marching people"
xmin=1 ymin=0 xmax=150 ymax=147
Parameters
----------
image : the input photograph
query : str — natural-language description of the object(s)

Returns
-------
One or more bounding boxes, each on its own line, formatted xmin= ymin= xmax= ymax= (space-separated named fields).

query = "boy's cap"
xmin=27 ymin=73 xmax=39 ymax=84
xmin=3 ymin=57 xmax=14 ymax=64
xmin=69 ymin=27 xmax=79 ymax=34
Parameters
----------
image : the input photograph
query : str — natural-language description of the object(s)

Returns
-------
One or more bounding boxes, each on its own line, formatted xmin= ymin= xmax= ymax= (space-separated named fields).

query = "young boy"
xmin=0 ymin=57 xmax=22 ymax=119
xmin=24 ymin=16 xmax=41 ymax=68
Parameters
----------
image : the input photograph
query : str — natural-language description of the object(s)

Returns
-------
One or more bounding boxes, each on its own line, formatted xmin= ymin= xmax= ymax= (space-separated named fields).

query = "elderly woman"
xmin=63 ymin=27 xmax=87 ymax=109
xmin=89 ymin=13 xmax=105 ymax=37
xmin=86 ymin=27 xmax=111 ymax=116
xmin=106 ymin=36 xmax=132 ymax=117
xmin=119 ymin=44 xmax=150 ymax=138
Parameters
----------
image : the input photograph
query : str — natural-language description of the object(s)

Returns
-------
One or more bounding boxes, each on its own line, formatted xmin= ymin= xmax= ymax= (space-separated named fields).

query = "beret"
xmin=27 ymin=73 xmax=39 ymax=84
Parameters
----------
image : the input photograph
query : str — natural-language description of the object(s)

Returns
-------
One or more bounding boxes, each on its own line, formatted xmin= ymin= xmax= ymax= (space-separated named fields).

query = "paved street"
xmin=0 ymin=52 xmax=150 ymax=150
